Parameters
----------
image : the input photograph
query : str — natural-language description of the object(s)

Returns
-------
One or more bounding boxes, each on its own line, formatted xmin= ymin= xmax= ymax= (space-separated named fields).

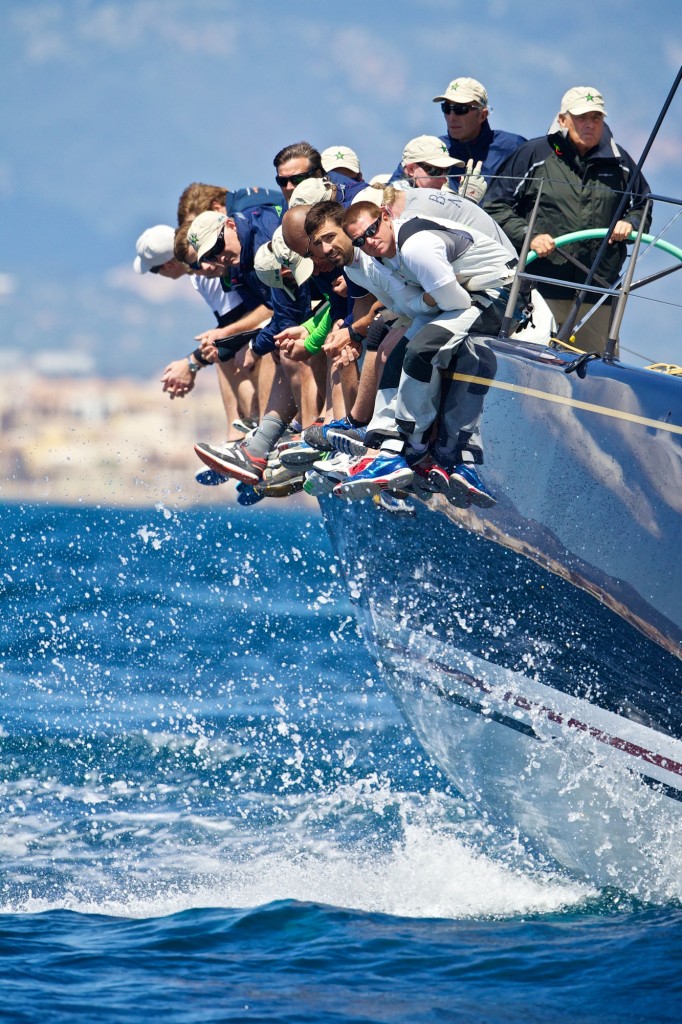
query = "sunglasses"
xmin=417 ymin=162 xmax=448 ymax=177
xmin=201 ymin=225 xmax=226 ymax=263
xmin=441 ymin=102 xmax=480 ymax=115
xmin=275 ymin=170 xmax=315 ymax=188
xmin=350 ymin=214 xmax=383 ymax=248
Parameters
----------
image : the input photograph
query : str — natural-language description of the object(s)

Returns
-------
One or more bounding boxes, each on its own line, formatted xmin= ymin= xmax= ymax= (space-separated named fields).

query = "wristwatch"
xmin=187 ymin=356 xmax=201 ymax=374
xmin=348 ymin=324 xmax=364 ymax=344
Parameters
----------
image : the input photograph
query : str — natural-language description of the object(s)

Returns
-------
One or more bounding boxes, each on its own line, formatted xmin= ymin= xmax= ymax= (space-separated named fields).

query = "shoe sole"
xmin=195 ymin=469 xmax=231 ymax=486
xmin=255 ymin=477 xmax=304 ymax=498
xmin=303 ymin=473 xmax=335 ymax=496
xmin=448 ymin=472 xmax=497 ymax=509
xmin=194 ymin=444 xmax=264 ymax=485
xmin=325 ymin=430 xmax=368 ymax=457
xmin=334 ymin=468 xmax=414 ymax=501
xmin=279 ymin=447 xmax=323 ymax=467
xmin=413 ymin=469 xmax=450 ymax=494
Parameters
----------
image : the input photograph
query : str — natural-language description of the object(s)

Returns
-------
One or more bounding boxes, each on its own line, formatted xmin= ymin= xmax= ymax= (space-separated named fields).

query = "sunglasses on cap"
xmin=201 ymin=225 xmax=227 ymax=263
xmin=350 ymin=214 xmax=383 ymax=249
xmin=441 ymin=101 xmax=480 ymax=115
xmin=275 ymin=170 xmax=315 ymax=188
xmin=417 ymin=162 xmax=449 ymax=177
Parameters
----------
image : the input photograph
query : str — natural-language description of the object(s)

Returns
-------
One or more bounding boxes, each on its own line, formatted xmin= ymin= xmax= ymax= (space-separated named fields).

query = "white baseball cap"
xmin=560 ymin=86 xmax=608 ymax=116
xmin=255 ymin=237 xmax=299 ymax=299
xmin=270 ymin=226 xmax=314 ymax=285
xmin=187 ymin=211 xmax=227 ymax=261
xmin=289 ymin=178 xmax=336 ymax=207
xmin=433 ymin=77 xmax=488 ymax=107
xmin=401 ymin=135 xmax=465 ymax=169
xmin=321 ymin=146 xmax=361 ymax=175
xmin=134 ymin=224 xmax=176 ymax=274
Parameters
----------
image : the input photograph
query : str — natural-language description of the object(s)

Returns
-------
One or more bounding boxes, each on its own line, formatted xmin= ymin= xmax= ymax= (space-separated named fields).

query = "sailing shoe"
xmin=278 ymin=441 xmax=324 ymax=467
xmin=313 ymin=451 xmax=354 ymax=482
xmin=231 ymin=416 xmax=259 ymax=435
xmin=448 ymin=464 xmax=497 ymax=509
xmin=274 ymin=431 xmax=301 ymax=451
xmin=255 ymin=474 xmax=305 ymax=498
xmin=236 ymin=481 xmax=265 ymax=506
xmin=301 ymin=424 xmax=332 ymax=452
xmin=412 ymin=454 xmax=450 ymax=494
xmin=261 ymin=458 xmax=306 ymax=488
xmin=194 ymin=440 xmax=266 ymax=485
xmin=374 ymin=492 xmax=416 ymax=516
xmin=326 ymin=424 xmax=368 ymax=457
xmin=302 ymin=417 xmax=362 ymax=453
xmin=333 ymin=453 xmax=414 ymax=501
xmin=303 ymin=469 xmax=336 ymax=496
xmin=195 ymin=467 xmax=231 ymax=487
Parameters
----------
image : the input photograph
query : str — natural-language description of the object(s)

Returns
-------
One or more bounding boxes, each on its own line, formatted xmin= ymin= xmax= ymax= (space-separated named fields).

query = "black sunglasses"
xmin=275 ymin=170 xmax=315 ymax=188
xmin=418 ymin=162 xmax=448 ymax=177
xmin=441 ymin=102 xmax=480 ymax=115
xmin=201 ymin=225 xmax=226 ymax=263
xmin=351 ymin=214 xmax=383 ymax=248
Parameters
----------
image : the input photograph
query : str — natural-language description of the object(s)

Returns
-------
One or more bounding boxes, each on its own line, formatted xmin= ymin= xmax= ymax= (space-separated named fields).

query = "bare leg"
xmin=215 ymin=362 xmax=246 ymax=441
xmin=280 ymin=352 xmax=325 ymax=428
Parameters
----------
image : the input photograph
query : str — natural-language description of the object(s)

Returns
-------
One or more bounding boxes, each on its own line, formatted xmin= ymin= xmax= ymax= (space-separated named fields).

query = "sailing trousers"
xmin=394 ymin=301 xmax=502 ymax=447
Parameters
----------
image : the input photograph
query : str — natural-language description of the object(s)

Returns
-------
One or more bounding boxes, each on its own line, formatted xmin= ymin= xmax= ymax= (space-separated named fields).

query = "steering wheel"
xmin=525 ymin=229 xmax=682 ymax=265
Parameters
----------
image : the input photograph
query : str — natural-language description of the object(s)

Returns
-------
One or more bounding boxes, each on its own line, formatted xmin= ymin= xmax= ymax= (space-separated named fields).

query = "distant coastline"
xmin=0 ymin=373 xmax=316 ymax=510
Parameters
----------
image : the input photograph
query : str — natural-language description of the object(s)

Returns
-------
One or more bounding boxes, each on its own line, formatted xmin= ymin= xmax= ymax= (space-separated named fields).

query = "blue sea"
xmin=1 ymin=501 xmax=680 ymax=1023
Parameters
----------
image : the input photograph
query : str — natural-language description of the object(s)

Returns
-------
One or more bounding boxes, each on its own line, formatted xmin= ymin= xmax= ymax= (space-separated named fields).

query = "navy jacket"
xmin=225 ymin=186 xmax=284 ymax=218
xmin=389 ymin=119 xmax=526 ymax=186
xmin=326 ymin=171 xmax=369 ymax=206
xmin=233 ymin=207 xmax=313 ymax=356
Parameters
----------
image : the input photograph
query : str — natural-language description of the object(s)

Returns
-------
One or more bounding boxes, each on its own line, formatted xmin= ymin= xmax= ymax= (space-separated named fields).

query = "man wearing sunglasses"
xmin=272 ymin=141 xmax=325 ymax=206
xmin=389 ymin=76 xmax=525 ymax=188
xmin=397 ymin=135 xmax=466 ymax=192
xmin=484 ymin=86 xmax=651 ymax=354
xmin=332 ymin=201 xmax=519 ymax=503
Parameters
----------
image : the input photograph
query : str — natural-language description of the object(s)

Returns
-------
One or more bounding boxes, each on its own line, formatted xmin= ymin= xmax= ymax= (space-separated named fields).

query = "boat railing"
xmin=499 ymin=189 xmax=682 ymax=362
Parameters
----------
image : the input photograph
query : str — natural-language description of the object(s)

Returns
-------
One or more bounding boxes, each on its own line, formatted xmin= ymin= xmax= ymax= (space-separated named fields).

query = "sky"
xmin=2 ymin=0 xmax=682 ymax=376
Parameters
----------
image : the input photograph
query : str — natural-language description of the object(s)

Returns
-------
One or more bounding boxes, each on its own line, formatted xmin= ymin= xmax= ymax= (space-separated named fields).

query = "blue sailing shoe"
xmin=374 ymin=491 xmax=416 ymax=516
xmin=195 ymin=468 xmax=231 ymax=486
xmin=448 ymin=464 xmax=497 ymax=509
xmin=236 ymin=481 xmax=265 ymax=506
xmin=333 ymin=453 xmax=414 ymax=501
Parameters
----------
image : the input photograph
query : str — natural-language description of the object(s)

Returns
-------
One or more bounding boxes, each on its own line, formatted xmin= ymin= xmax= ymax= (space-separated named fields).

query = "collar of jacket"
xmin=547 ymin=122 xmax=621 ymax=164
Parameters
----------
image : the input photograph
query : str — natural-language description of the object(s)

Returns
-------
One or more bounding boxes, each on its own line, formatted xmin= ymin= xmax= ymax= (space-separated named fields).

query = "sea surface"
xmin=1 ymin=501 xmax=680 ymax=1023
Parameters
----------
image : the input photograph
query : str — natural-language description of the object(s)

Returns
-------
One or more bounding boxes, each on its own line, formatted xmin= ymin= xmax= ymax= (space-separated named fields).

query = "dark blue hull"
xmin=320 ymin=339 xmax=682 ymax=889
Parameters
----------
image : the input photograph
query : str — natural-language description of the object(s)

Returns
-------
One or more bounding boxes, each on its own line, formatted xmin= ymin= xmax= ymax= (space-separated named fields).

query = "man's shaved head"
xmin=282 ymin=206 xmax=334 ymax=271
xmin=281 ymin=206 xmax=311 ymax=258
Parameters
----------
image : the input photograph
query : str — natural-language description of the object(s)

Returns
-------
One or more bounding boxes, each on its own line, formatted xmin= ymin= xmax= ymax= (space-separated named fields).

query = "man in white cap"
xmin=397 ymin=135 xmax=466 ymax=192
xmin=485 ymin=86 xmax=651 ymax=353
xmin=321 ymin=146 xmax=363 ymax=182
xmin=389 ymin=76 xmax=525 ymax=187
xmin=288 ymin=172 xmax=367 ymax=208
xmin=133 ymin=224 xmax=186 ymax=278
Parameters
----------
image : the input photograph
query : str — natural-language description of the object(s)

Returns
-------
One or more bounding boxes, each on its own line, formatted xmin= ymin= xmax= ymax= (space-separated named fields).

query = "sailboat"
xmin=319 ymin=74 xmax=682 ymax=893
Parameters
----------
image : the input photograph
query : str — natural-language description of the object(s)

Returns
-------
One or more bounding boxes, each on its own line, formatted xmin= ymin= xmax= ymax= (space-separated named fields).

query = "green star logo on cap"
xmin=335 ymin=150 xmax=346 ymax=159
xmin=585 ymin=92 xmax=594 ymax=102
xmin=188 ymin=233 xmax=198 ymax=246
xmin=440 ymin=143 xmax=447 ymax=153
xmin=449 ymin=81 xmax=459 ymax=91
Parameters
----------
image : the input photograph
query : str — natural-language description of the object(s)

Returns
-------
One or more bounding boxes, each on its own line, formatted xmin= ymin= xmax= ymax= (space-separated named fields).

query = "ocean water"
xmin=0 ymin=501 xmax=680 ymax=1023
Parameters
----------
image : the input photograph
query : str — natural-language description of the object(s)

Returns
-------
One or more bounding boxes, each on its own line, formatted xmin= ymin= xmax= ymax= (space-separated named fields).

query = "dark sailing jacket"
xmin=389 ymin=119 xmax=526 ymax=186
xmin=483 ymin=124 xmax=651 ymax=299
